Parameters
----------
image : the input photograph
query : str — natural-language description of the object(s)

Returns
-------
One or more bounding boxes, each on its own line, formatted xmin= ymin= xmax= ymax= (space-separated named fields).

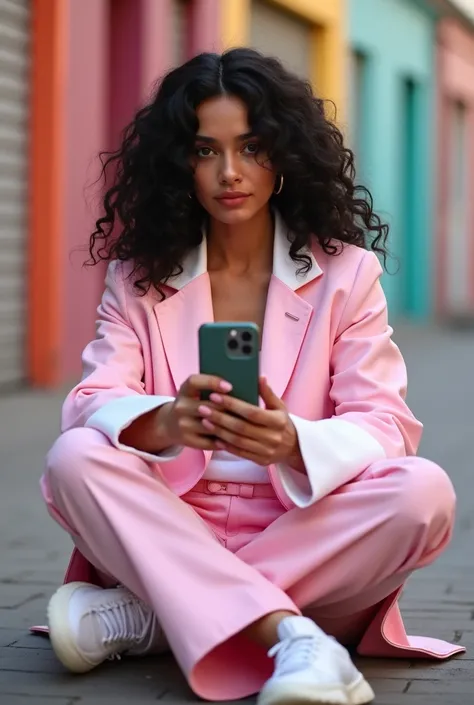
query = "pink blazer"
xmin=36 ymin=215 xmax=464 ymax=660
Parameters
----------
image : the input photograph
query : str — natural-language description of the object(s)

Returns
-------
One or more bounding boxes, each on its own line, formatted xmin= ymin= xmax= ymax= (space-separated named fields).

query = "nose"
xmin=219 ymin=151 xmax=242 ymax=184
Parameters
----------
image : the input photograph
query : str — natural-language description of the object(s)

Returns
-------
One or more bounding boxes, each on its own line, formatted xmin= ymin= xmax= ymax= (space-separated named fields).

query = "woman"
xmin=39 ymin=49 xmax=463 ymax=704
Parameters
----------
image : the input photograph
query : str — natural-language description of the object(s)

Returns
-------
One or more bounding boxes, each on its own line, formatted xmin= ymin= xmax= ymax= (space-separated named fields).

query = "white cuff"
xmin=276 ymin=415 xmax=386 ymax=508
xmin=85 ymin=395 xmax=183 ymax=463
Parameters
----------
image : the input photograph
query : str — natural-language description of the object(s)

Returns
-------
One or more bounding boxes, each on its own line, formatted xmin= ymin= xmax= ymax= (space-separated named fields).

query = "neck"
xmin=207 ymin=207 xmax=274 ymax=275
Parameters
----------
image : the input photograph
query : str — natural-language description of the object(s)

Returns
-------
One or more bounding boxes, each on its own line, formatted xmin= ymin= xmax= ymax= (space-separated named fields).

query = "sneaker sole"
xmin=258 ymin=673 xmax=375 ymax=705
xmin=47 ymin=581 xmax=100 ymax=674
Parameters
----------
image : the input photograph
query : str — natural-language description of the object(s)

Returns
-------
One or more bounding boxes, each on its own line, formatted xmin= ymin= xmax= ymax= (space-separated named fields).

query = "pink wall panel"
xmin=189 ymin=0 xmax=221 ymax=56
xmin=109 ymin=0 xmax=142 ymax=150
xmin=62 ymin=0 xmax=109 ymax=381
xmin=436 ymin=19 xmax=474 ymax=317
xmin=140 ymin=0 xmax=173 ymax=98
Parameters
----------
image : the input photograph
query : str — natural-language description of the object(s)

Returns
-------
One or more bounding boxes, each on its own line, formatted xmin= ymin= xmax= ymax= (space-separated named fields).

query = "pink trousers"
xmin=41 ymin=427 xmax=456 ymax=701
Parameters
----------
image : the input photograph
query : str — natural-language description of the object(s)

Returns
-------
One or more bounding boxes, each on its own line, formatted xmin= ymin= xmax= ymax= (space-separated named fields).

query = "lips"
xmin=216 ymin=192 xmax=250 ymax=200
xmin=215 ymin=192 xmax=251 ymax=208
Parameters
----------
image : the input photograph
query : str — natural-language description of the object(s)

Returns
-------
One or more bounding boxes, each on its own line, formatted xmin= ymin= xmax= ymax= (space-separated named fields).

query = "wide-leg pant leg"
xmin=42 ymin=428 xmax=299 ymax=700
xmin=192 ymin=457 xmax=456 ymax=697
xmin=240 ymin=457 xmax=456 ymax=613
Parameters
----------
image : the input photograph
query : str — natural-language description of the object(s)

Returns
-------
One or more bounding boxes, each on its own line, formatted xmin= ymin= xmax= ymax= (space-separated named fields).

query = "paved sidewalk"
xmin=0 ymin=324 xmax=473 ymax=705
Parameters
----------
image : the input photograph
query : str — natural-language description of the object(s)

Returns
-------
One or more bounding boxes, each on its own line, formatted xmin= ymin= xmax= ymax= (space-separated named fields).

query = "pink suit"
xmin=39 ymin=218 xmax=465 ymax=700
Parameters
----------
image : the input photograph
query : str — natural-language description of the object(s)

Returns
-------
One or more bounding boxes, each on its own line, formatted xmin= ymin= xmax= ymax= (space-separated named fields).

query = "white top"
xmin=203 ymin=450 xmax=269 ymax=483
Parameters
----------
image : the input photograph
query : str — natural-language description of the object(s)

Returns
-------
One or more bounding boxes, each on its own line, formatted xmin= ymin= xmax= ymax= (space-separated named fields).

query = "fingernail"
xmin=210 ymin=393 xmax=223 ymax=404
xmin=219 ymin=381 xmax=232 ymax=392
xmin=202 ymin=419 xmax=215 ymax=431
xmin=215 ymin=440 xmax=226 ymax=449
xmin=198 ymin=405 xmax=212 ymax=417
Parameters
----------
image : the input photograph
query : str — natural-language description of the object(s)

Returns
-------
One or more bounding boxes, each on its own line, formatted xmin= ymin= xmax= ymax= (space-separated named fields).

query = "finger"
xmin=208 ymin=393 xmax=286 ymax=429
xmin=198 ymin=405 xmax=259 ymax=438
xmin=210 ymin=427 xmax=270 ymax=457
xmin=198 ymin=405 xmax=279 ymax=443
xmin=186 ymin=434 xmax=220 ymax=451
xmin=180 ymin=417 xmax=216 ymax=437
xmin=180 ymin=420 xmax=221 ymax=451
xmin=259 ymin=376 xmax=285 ymax=411
xmin=202 ymin=416 xmax=279 ymax=452
xmin=177 ymin=398 xmax=220 ymax=418
xmin=215 ymin=442 xmax=268 ymax=466
xmin=180 ymin=374 xmax=232 ymax=398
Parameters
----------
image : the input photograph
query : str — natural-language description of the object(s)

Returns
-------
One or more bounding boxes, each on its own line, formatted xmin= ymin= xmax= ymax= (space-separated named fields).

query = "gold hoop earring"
xmin=274 ymin=174 xmax=284 ymax=195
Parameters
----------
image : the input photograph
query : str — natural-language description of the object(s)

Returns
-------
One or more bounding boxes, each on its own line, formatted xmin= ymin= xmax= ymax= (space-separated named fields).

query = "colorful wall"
xmin=1 ymin=0 xmax=474 ymax=389
xmin=348 ymin=0 xmax=436 ymax=319
xmin=28 ymin=0 xmax=221 ymax=388
xmin=436 ymin=17 xmax=474 ymax=320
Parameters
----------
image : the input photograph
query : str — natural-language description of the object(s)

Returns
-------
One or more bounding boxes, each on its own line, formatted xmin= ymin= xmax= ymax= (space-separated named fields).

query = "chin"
xmin=212 ymin=206 xmax=257 ymax=225
xmin=219 ymin=212 xmax=252 ymax=225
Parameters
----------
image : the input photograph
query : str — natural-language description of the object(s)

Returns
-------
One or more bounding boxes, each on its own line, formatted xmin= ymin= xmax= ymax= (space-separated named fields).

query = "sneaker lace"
xmin=93 ymin=596 xmax=151 ymax=659
xmin=268 ymin=634 xmax=322 ymax=677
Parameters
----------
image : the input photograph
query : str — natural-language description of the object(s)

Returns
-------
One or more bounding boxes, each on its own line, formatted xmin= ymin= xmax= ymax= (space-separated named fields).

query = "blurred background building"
xmin=1 ymin=0 xmax=474 ymax=390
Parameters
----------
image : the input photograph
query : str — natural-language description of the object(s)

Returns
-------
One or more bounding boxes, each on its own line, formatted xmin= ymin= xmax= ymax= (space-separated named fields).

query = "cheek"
xmin=193 ymin=164 xmax=213 ymax=199
xmin=253 ymin=165 xmax=276 ymax=198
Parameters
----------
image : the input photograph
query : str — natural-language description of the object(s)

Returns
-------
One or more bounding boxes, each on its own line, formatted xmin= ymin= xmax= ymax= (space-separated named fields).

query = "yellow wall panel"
xmin=221 ymin=0 xmax=251 ymax=49
xmin=270 ymin=0 xmax=341 ymax=24
xmin=220 ymin=0 xmax=346 ymax=120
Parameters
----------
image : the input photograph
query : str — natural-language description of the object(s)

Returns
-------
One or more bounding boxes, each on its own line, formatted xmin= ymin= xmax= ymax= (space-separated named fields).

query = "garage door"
xmin=0 ymin=0 xmax=30 ymax=387
xmin=250 ymin=0 xmax=312 ymax=80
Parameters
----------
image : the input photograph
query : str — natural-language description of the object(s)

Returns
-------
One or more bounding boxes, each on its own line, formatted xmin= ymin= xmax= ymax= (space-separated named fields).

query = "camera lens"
xmin=242 ymin=345 xmax=252 ymax=355
xmin=228 ymin=338 xmax=239 ymax=350
xmin=241 ymin=331 xmax=252 ymax=342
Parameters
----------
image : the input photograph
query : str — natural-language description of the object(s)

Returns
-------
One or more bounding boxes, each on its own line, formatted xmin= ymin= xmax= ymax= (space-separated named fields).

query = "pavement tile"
xmin=0 ymin=585 xmax=49 ymax=610
xmin=371 ymin=696 xmax=469 ymax=705
xmin=0 ymin=697 xmax=75 ymax=705
xmin=0 ymin=666 xmax=170 ymax=699
xmin=6 ymin=634 xmax=53 ymax=650
xmin=370 ymin=678 xmax=410 ymax=693
xmin=0 ymin=629 xmax=22 ymax=647
xmin=407 ymin=678 xmax=474 ymax=694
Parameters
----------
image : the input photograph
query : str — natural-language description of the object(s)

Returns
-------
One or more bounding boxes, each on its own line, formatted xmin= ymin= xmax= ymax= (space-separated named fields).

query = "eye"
xmin=242 ymin=142 xmax=259 ymax=155
xmin=196 ymin=146 xmax=216 ymax=158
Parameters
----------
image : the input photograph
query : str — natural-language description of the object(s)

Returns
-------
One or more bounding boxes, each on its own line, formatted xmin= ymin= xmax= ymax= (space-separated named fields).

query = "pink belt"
xmin=192 ymin=480 xmax=276 ymax=499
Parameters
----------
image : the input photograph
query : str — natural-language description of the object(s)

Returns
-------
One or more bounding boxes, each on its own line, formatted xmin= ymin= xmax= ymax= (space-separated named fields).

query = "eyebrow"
xmin=195 ymin=131 xmax=255 ymax=143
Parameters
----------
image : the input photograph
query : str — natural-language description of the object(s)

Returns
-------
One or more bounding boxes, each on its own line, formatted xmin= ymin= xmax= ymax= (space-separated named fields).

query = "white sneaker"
xmin=258 ymin=616 xmax=374 ymax=705
xmin=47 ymin=581 xmax=167 ymax=673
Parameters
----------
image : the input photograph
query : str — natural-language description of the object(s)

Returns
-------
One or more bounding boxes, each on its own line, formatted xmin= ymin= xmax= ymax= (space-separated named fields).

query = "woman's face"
xmin=192 ymin=95 xmax=276 ymax=225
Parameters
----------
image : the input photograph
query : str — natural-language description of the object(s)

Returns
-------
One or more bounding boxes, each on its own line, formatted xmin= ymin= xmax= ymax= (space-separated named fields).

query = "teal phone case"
xmin=199 ymin=322 xmax=260 ymax=405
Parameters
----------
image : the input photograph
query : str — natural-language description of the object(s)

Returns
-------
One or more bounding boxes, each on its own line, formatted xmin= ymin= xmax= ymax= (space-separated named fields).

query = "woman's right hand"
xmin=156 ymin=374 xmax=233 ymax=450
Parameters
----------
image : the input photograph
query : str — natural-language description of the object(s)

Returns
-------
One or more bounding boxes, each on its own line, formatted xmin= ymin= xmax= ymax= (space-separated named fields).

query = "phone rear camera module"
xmin=227 ymin=338 xmax=239 ymax=351
xmin=242 ymin=345 xmax=252 ymax=356
xmin=241 ymin=331 xmax=252 ymax=342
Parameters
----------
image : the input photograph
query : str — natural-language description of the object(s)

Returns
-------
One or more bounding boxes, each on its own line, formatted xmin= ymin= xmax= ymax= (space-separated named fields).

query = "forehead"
xmin=196 ymin=95 xmax=250 ymax=139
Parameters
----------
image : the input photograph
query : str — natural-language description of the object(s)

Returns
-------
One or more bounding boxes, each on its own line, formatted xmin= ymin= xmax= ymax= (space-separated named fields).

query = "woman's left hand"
xmin=197 ymin=376 xmax=303 ymax=468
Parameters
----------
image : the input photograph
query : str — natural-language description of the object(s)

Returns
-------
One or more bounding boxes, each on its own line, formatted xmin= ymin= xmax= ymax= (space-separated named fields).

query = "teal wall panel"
xmin=348 ymin=0 xmax=436 ymax=319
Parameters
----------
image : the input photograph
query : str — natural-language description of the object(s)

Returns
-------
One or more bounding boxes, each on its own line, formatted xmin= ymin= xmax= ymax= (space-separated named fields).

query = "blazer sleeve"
xmin=61 ymin=261 xmax=182 ymax=463
xmin=277 ymin=251 xmax=423 ymax=508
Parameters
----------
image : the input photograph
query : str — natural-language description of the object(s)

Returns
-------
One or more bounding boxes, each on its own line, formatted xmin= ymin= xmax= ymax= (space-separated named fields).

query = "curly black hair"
xmin=88 ymin=47 xmax=389 ymax=297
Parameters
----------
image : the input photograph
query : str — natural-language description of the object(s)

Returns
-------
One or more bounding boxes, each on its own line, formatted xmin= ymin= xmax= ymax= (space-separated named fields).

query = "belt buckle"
xmin=207 ymin=481 xmax=228 ymax=495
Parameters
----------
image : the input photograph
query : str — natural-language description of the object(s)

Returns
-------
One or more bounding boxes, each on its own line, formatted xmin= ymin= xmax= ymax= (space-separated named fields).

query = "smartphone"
xmin=199 ymin=322 xmax=260 ymax=405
